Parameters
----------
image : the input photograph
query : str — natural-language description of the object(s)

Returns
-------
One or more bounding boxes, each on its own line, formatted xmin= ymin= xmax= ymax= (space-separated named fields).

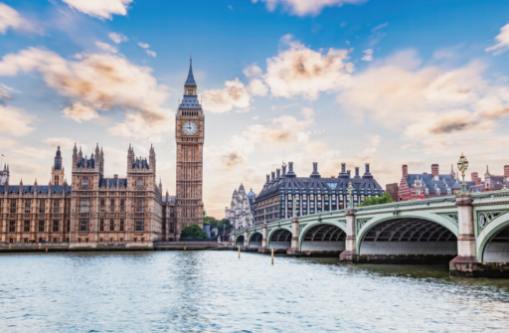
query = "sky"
xmin=2 ymin=0 xmax=509 ymax=217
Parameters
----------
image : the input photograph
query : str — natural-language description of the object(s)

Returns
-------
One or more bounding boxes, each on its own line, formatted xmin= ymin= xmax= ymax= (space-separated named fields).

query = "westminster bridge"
xmin=233 ymin=190 xmax=509 ymax=276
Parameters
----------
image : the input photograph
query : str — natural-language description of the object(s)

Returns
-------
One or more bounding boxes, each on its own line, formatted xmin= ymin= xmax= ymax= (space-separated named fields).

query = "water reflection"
xmin=0 ymin=251 xmax=508 ymax=332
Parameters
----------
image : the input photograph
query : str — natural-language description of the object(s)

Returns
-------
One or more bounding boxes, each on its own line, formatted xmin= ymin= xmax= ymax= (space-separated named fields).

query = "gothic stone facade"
xmin=175 ymin=61 xmax=204 ymax=235
xmin=0 ymin=145 xmax=166 ymax=247
xmin=0 ymin=62 xmax=203 ymax=245
xmin=254 ymin=162 xmax=384 ymax=224
xmin=226 ymin=184 xmax=256 ymax=230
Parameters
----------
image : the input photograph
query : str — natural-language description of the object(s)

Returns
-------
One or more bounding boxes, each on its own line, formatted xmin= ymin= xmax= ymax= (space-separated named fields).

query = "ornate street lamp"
xmin=347 ymin=181 xmax=354 ymax=209
xmin=457 ymin=153 xmax=469 ymax=193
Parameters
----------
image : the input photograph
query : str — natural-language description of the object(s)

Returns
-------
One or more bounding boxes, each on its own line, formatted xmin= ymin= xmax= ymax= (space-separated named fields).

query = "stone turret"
xmin=0 ymin=163 xmax=9 ymax=186
xmin=149 ymin=144 xmax=156 ymax=172
xmin=51 ymin=146 xmax=65 ymax=185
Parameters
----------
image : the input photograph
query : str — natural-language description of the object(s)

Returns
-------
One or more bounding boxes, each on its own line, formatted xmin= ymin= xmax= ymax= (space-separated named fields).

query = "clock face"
xmin=182 ymin=121 xmax=198 ymax=135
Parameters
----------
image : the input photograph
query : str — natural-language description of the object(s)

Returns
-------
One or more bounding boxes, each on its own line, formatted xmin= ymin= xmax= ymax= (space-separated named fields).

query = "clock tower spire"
xmin=175 ymin=59 xmax=204 ymax=238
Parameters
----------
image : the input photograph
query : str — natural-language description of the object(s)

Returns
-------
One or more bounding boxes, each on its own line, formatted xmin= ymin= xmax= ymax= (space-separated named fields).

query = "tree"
xmin=360 ymin=193 xmax=394 ymax=207
xmin=203 ymin=216 xmax=232 ymax=240
xmin=180 ymin=224 xmax=207 ymax=241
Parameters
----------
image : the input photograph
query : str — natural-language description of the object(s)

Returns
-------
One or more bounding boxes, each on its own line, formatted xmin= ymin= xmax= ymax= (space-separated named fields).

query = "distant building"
xmin=470 ymin=166 xmax=509 ymax=192
xmin=385 ymin=183 xmax=399 ymax=202
xmin=398 ymin=164 xmax=460 ymax=201
xmin=398 ymin=163 xmax=509 ymax=201
xmin=225 ymin=184 xmax=255 ymax=230
xmin=254 ymin=161 xmax=384 ymax=224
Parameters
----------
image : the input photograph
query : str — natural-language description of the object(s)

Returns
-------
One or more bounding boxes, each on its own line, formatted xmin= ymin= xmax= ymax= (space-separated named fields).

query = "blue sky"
xmin=1 ymin=0 xmax=509 ymax=217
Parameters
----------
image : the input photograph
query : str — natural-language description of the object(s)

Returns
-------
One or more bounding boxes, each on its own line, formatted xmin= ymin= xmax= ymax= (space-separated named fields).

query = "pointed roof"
xmin=185 ymin=58 xmax=197 ymax=87
xmin=54 ymin=146 xmax=63 ymax=170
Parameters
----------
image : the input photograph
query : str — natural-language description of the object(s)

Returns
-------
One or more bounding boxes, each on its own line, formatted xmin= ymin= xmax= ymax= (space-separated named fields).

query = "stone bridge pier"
xmin=258 ymin=224 xmax=268 ymax=253
xmin=339 ymin=208 xmax=356 ymax=262
xmin=449 ymin=194 xmax=482 ymax=276
xmin=287 ymin=217 xmax=300 ymax=255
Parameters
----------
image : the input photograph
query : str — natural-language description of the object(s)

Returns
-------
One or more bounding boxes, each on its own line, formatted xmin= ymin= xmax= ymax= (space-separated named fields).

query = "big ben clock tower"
xmin=175 ymin=59 xmax=204 ymax=237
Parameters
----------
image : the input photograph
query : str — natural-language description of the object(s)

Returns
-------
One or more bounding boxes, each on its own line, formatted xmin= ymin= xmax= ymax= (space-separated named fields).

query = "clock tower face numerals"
xmin=182 ymin=121 xmax=198 ymax=136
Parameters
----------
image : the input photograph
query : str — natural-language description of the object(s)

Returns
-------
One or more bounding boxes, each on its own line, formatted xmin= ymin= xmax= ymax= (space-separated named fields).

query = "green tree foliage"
xmin=180 ymin=224 xmax=207 ymax=241
xmin=203 ymin=216 xmax=232 ymax=232
xmin=359 ymin=193 xmax=394 ymax=207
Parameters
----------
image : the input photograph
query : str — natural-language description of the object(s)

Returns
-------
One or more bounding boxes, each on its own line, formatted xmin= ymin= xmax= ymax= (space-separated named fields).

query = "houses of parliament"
xmin=0 ymin=62 xmax=204 ymax=247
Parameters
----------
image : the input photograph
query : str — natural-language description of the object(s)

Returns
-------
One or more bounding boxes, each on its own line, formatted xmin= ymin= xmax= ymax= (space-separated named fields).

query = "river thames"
xmin=0 ymin=251 xmax=508 ymax=332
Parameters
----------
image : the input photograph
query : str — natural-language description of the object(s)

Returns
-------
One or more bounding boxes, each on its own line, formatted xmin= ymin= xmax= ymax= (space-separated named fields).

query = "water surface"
xmin=0 ymin=251 xmax=508 ymax=332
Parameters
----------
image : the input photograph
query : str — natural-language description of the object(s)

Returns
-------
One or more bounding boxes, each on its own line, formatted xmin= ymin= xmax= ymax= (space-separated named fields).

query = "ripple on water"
xmin=0 ymin=251 xmax=508 ymax=332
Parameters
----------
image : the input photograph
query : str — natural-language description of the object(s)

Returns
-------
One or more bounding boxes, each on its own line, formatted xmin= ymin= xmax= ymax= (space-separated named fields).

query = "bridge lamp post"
xmin=457 ymin=153 xmax=469 ymax=194
xmin=347 ymin=181 xmax=354 ymax=209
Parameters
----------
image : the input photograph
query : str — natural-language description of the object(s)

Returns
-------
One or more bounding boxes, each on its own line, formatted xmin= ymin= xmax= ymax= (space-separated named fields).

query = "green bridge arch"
xmin=476 ymin=212 xmax=509 ymax=262
xmin=355 ymin=212 xmax=459 ymax=254
xmin=298 ymin=220 xmax=347 ymax=251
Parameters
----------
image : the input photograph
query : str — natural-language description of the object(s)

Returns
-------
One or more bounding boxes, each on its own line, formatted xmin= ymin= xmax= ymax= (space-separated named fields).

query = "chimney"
xmin=276 ymin=169 xmax=281 ymax=178
xmin=310 ymin=162 xmax=320 ymax=178
xmin=287 ymin=161 xmax=296 ymax=177
xmin=363 ymin=163 xmax=372 ymax=178
xmin=271 ymin=171 xmax=275 ymax=182
xmin=504 ymin=165 xmax=509 ymax=179
xmin=431 ymin=164 xmax=439 ymax=177
xmin=471 ymin=172 xmax=481 ymax=185
xmin=402 ymin=164 xmax=408 ymax=178
xmin=266 ymin=174 xmax=270 ymax=183
xmin=282 ymin=164 xmax=287 ymax=176
xmin=355 ymin=167 xmax=360 ymax=178
xmin=341 ymin=163 xmax=346 ymax=173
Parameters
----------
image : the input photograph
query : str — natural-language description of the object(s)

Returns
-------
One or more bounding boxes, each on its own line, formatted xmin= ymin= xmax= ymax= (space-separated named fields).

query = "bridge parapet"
xmin=231 ymin=190 xmax=509 ymax=276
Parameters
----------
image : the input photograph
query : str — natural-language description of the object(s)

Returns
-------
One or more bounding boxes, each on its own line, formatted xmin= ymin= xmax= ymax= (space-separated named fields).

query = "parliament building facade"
xmin=0 ymin=62 xmax=204 ymax=247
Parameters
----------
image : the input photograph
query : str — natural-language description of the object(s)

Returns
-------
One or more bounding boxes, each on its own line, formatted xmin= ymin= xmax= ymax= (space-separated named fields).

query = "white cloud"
xmin=108 ymin=32 xmax=128 ymax=44
xmin=137 ymin=42 xmax=150 ymax=49
xmin=202 ymin=79 xmax=251 ymax=113
xmin=486 ymin=22 xmax=509 ymax=54
xmin=248 ymin=78 xmax=269 ymax=96
xmin=0 ymin=83 xmax=11 ymax=101
xmin=95 ymin=41 xmax=118 ymax=54
xmin=260 ymin=35 xmax=353 ymax=99
xmin=44 ymin=137 xmax=77 ymax=151
xmin=62 ymin=0 xmax=132 ymax=20
xmin=137 ymin=42 xmax=157 ymax=58
xmin=204 ymin=35 xmax=352 ymax=112
xmin=108 ymin=112 xmax=173 ymax=142
xmin=0 ymin=105 xmax=33 ymax=136
xmin=0 ymin=47 xmax=170 ymax=136
xmin=252 ymin=0 xmax=364 ymax=16
xmin=361 ymin=48 xmax=373 ymax=62
xmin=145 ymin=49 xmax=157 ymax=58
xmin=337 ymin=49 xmax=509 ymax=143
xmin=62 ymin=102 xmax=99 ymax=122
xmin=0 ymin=3 xmax=31 ymax=34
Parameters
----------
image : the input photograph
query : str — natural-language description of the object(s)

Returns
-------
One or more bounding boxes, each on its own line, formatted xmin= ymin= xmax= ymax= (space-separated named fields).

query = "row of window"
xmin=4 ymin=219 xmax=64 ymax=233
xmin=80 ymin=177 xmax=146 ymax=189
xmin=0 ymin=219 xmax=146 ymax=233
xmin=79 ymin=198 xmax=143 ymax=213
xmin=78 ymin=219 xmax=144 ymax=233
xmin=0 ymin=199 xmax=64 ymax=214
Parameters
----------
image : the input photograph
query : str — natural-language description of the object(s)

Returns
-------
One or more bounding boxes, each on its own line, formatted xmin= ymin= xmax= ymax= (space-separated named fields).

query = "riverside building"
xmin=254 ymin=162 xmax=384 ymax=224
xmin=0 ymin=61 xmax=203 ymax=247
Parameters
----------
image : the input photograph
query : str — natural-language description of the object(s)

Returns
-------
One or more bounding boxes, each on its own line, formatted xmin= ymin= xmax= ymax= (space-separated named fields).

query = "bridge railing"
xmin=232 ymin=189 xmax=509 ymax=236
